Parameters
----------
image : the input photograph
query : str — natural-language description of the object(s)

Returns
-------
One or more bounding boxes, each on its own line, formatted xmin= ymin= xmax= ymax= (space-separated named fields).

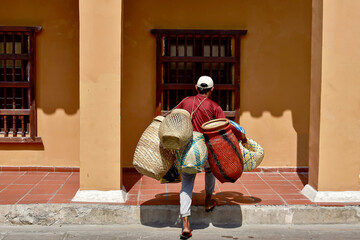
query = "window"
xmin=0 ymin=26 xmax=42 ymax=143
xmin=151 ymin=29 xmax=247 ymax=121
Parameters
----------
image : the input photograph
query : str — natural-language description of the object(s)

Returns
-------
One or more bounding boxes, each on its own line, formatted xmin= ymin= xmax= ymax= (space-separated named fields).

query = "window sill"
xmin=0 ymin=137 xmax=43 ymax=144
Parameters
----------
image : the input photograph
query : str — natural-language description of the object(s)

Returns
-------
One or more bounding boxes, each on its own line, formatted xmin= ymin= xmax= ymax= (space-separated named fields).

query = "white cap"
xmin=196 ymin=76 xmax=214 ymax=89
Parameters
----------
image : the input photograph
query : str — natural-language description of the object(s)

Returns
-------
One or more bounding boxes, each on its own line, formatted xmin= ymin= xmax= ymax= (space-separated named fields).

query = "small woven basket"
xmin=176 ymin=131 xmax=208 ymax=174
xmin=133 ymin=116 xmax=176 ymax=180
xmin=240 ymin=138 xmax=264 ymax=172
xmin=159 ymin=109 xmax=193 ymax=150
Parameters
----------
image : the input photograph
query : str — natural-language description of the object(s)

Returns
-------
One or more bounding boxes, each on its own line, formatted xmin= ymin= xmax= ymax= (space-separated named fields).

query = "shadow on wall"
xmin=240 ymin=27 xmax=311 ymax=168
xmin=35 ymin=2 xmax=80 ymax=116
xmin=238 ymin=0 xmax=312 ymax=168
xmin=0 ymin=0 xmax=80 ymax=116
xmin=0 ymin=0 xmax=79 ymax=153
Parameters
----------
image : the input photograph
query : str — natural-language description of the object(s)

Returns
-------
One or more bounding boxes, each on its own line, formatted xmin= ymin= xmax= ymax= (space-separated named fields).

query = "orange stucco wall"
xmin=315 ymin=0 xmax=360 ymax=191
xmin=79 ymin=0 xmax=123 ymax=190
xmin=122 ymin=0 xmax=312 ymax=168
xmin=0 ymin=0 xmax=79 ymax=167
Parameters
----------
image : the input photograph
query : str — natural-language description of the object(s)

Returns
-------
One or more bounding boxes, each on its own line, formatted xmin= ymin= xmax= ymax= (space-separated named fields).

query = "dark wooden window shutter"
xmin=0 ymin=26 xmax=42 ymax=143
xmin=151 ymin=29 xmax=247 ymax=122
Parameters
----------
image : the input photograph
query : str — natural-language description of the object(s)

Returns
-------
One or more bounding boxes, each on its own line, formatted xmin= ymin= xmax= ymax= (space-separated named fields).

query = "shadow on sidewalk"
xmin=138 ymin=191 xmax=262 ymax=229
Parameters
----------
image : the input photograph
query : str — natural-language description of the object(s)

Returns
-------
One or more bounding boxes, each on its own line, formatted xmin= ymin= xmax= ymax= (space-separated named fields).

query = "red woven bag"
xmin=202 ymin=119 xmax=244 ymax=183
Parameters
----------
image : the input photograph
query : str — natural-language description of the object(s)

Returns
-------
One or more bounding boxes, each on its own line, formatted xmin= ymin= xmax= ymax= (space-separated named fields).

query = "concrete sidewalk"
xmin=0 ymin=204 xmax=359 ymax=226
xmin=1 ymin=224 xmax=360 ymax=240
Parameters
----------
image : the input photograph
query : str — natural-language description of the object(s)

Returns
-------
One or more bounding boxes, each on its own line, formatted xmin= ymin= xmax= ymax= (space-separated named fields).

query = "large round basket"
xmin=176 ymin=131 xmax=208 ymax=174
xmin=201 ymin=119 xmax=243 ymax=183
xmin=133 ymin=116 xmax=176 ymax=180
xmin=159 ymin=109 xmax=193 ymax=150
xmin=240 ymin=138 xmax=264 ymax=172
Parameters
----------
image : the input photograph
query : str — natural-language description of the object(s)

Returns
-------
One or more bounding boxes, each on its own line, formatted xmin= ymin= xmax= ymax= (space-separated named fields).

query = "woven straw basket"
xmin=176 ymin=131 xmax=208 ymax=174
xmin=202 ymin=118 xmax=243 ymax=183
xmin=239 ymin=138 xmax=264 ymax=172
xmin=159 ymin=109 xmax=193 ymax=150
xmin=133 ymin=116 xmax=176 ymax=180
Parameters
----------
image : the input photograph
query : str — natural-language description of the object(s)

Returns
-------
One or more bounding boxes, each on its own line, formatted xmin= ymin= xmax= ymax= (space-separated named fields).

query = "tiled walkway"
xmin=0 ymin=171 xmax=358 ymax=206
xmin=125 ymin=171 xmax=313 ymax=206
xmin=0 ymin=171 xmax=79 ymax=205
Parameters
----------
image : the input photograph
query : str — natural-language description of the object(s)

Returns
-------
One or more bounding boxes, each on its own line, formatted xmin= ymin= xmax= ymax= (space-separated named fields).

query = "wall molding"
xmin=72 ymin=188 xmax=127 ymax=203
xmin=302 ymin=184 xmax=360 ymax=202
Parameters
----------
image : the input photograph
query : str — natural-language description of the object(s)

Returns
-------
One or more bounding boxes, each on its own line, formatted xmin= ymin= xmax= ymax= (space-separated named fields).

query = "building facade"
xmin=0 ymin=0 xmax=359 ymax=202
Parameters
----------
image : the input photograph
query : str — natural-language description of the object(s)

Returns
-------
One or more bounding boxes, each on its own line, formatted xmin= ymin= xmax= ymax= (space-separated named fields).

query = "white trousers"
xmin=179 ymin=166 xmax=215 ymax=217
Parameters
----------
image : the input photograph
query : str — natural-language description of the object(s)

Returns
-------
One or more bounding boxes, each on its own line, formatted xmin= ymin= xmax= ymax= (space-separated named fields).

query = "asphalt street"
xmin=1 ymin=224 xmax=360 ymax=240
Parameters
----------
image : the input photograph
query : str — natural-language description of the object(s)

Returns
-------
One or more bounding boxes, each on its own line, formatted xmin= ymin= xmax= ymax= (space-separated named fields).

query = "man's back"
xmin=177 ymin=94 xmax=225 ymax=133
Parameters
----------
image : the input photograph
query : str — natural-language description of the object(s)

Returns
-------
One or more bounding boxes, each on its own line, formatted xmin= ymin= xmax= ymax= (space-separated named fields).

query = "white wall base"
xmin=72 ymin=187 xmax=127 ymax=203
xmin=301 ymin=184 xmax=360 ymax=202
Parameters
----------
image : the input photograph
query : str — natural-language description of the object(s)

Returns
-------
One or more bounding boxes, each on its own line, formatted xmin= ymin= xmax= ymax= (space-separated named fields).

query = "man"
xmin=176 ymin=76 xmax=226 ymax=239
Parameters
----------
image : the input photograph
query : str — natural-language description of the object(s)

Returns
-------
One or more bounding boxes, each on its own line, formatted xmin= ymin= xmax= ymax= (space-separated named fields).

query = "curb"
xmin=0 ymin=204 xmax=359 ymax=226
